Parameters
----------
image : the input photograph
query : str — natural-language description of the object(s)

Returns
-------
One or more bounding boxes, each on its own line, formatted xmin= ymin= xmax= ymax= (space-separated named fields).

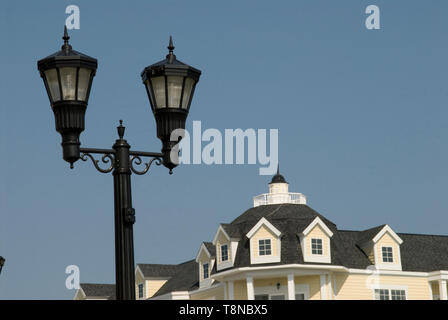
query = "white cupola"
xmin=253 ymin=166 xmax=307 ymax=207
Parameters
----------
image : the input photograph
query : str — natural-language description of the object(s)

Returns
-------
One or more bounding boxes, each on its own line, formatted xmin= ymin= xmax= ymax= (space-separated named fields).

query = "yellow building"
xmin=76 ymin=169 xmax=448 ymax=300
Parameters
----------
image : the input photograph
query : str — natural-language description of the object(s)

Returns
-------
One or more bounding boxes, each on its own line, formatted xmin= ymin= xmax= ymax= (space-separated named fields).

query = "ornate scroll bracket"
xmin=80 ymin=152 xmax=115 ymax=174
xmin=130 ymin=155 xmax=162 ymax=175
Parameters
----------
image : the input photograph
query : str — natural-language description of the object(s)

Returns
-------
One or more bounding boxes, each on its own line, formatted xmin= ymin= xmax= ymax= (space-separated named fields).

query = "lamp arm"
xmin=79 ymin=147 xmax=164 ymax=175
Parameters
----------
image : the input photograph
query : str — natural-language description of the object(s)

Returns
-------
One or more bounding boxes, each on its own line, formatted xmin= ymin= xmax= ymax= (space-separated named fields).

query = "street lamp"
xmin=0 ymin=256 xmax=5 ymax=274
xmin=37 ymin=27 xmax=201 ymax=300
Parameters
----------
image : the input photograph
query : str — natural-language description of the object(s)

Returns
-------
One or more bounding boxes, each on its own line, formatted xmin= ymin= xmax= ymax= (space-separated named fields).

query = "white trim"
xmin=135 ymin=266 xmax=145 ymax=281
xmin=246 ymin=217 xmax=282 ymax=239
xmin=212 ymin=263 xmax=432 ymax=281
xmin=439 ymin=280 xmax=448 ymax=300
xmin=228 ymin=281 xmax=234 ymax=300
xmin=332 ymin=274 xmax=337 ymax=299
xmin=371 ymin=285 xmax=408 ymax=300
xmin=372 ymin=225 xmax=403 ymax=244
xmin=327 ymin=273 xmax=333 ymax=300
xmin=287 ymin=274 xmax=295 ymax=300
xmin=428 ymin=270 xmax=448 ymax=281
xmin=195 ymin=243 xmax=212 ymax=263
xmin=320 ymin=274 xmax=327 ymax=300
xmin=246 ymin=276 xmax=254 ymax=300
xmin=301 ymin=217 xmax=334 ymax=238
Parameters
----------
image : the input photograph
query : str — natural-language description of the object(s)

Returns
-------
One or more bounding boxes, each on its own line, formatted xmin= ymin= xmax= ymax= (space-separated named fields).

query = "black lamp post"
xmin=37 ymin=27 xmax=201 ymax=300
xmin=0 ymin=256 xmax=5 ymax=274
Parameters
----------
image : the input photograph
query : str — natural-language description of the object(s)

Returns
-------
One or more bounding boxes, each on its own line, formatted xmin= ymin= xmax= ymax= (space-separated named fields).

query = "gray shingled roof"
xmin=220 ymin=224 xmax=241 ymax=239
xmin=152 ymin=260 xmax=199 ymax=297
xmin=137 ymin=264 xmax=180 ymax=278
xmin=356 ymin=224 xmax=387 ymax=246
xmin=204 ymin=242 xmax=216 ymax=256
xmin=80 ymin=283 xmax=115 ymax=298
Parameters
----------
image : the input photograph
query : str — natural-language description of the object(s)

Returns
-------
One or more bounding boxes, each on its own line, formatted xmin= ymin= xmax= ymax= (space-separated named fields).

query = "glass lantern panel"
xmin=181 ymin=78 xmax=195 ymax=109
xmin=150 ymin=76 xmax=166 ymax=108
xmin=59 ymin=67 xmax=77 ymax=100
xmin=167 ymin=76 xmax=184 ymax=108
xmin=77 ymin=68 xmax=92 ymax=101
xmin=44 ymin=69 xmax=61 ymax=102
xmin=145 ymin=80 xmax=155 ymax=110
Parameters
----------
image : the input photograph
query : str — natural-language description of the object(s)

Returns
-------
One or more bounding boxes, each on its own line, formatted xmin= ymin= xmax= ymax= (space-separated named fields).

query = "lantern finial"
xmin=167 ymin=36 xmax=175 ymax=63
xmin=62 ymin=25 xmax=72 ymax=54
xmin=117 ymin=120 xmax=125 ymax=139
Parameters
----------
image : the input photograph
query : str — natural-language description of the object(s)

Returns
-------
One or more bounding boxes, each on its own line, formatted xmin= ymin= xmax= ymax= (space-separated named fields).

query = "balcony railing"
xmin=253 ymin=192 xmax=307 ymax=207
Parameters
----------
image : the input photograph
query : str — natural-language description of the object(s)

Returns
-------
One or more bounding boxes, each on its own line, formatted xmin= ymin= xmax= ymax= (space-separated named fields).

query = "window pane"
xmin=151 ymin=76 xmax=166 ymax=108
xmin=295 ymin=293 xmax=305 ymax=300
xmin=270 ymin=295 xmax=285 ymax=300
xmin=382 ymin=247 xmax=393 ymax=263
xmin=138 ymin=284 xmax=144 ymax=298
xmin=374 ymin=289 xmax=390 ymax=300
xmin=259 ymin=239 xmax=272 ymax=256
xmin=254 ymin=294 xmax=269 ymax=300
xmin=181 ymin=78 xmax=195 ymax=109
xmin=167 ymin=76 xmax=184 ymax=108
xmin=77 ymin=68 xmax=91 ymax=101
xmin=203 ymin=263 xmax=209 ymax=279
xmin=44 ymin=69 xmax=60 ymax=102
xmin=391 ymin=290 xmax=406 ymax=300
xmin=145 ymin=80 xmax=155 ymax=110
xmin=311 ymin=238 xmax=323 ymax=255
xmin=59 ymin=67 xmax=77 ymax=100
xmin=221 ymin=244 xmax=228 ymax=262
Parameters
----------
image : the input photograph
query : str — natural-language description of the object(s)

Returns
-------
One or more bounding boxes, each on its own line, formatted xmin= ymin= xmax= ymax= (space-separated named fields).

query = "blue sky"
xmin=0 ymin=0 xmax=447 ymax=299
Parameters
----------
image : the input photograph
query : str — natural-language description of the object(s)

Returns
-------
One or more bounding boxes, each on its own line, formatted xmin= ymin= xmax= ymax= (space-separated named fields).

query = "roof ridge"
xmin=265 ymin=204 xmax=284 ymax=218
xmin=397 ymin=232 xmax=448 ymax=237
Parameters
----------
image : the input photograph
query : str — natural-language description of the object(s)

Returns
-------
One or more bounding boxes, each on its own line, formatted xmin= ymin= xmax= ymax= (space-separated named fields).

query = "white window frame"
xmin=311 ymin=238 xmax=323 ymax=255
xmin=372 ymin=285 xmax=408 ymax=300
xmin=381 ymin=246 xmax=394 ymax=263
xmin=221 ymin=244 xmax=229 ymax=262
xmin=202 ymin=262 xmax=209 ymax=280
xmin=258 ymin=238 xmax=272 ymax=256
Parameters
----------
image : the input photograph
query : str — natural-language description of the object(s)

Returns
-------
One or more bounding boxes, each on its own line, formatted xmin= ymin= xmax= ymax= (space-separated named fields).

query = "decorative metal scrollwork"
xmin=80 ymin=153 xmax=115 ymax=174
xmin=130 ymin=155 xmax=162 ymax=175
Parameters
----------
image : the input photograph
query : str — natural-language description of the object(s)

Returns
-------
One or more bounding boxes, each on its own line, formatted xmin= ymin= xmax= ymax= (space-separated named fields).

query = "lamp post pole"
xmin=112 ymin=121 xmax=135 ymax=300
xmin=37 ymin=28 xmax=201 ymax=300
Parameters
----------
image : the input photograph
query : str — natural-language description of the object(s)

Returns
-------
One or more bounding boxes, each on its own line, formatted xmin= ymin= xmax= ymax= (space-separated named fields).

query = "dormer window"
xmin=259 ymin=239 xmax=272 ymax=256
xmin=213 ymin=225 xmax=240 ymax=271
xmin=221 ymin=244 xmax=229 ymax=262
xmin=382 ymin=246 xmax=393 ymax=263
xmin=299 ymin=217 xmax=333 ymax=263
xmin=203 ymin=263 xmax=209 ymax=279
xmin=311 ymin=238 xmax=323 ymax=255
xmin=246 ymin=218 xmax=281 ymax=264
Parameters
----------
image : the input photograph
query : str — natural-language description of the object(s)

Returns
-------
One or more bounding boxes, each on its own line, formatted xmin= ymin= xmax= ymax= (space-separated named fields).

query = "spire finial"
xmin=61 ymin=25 xmax=72 ymax=53
xmin=277 ymin=163 xmax=280 ymax=175
xmin=168 ymin=35 xmax=175 ymax=53
xmin=166 ymin=35 xmax=176 ymax=63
